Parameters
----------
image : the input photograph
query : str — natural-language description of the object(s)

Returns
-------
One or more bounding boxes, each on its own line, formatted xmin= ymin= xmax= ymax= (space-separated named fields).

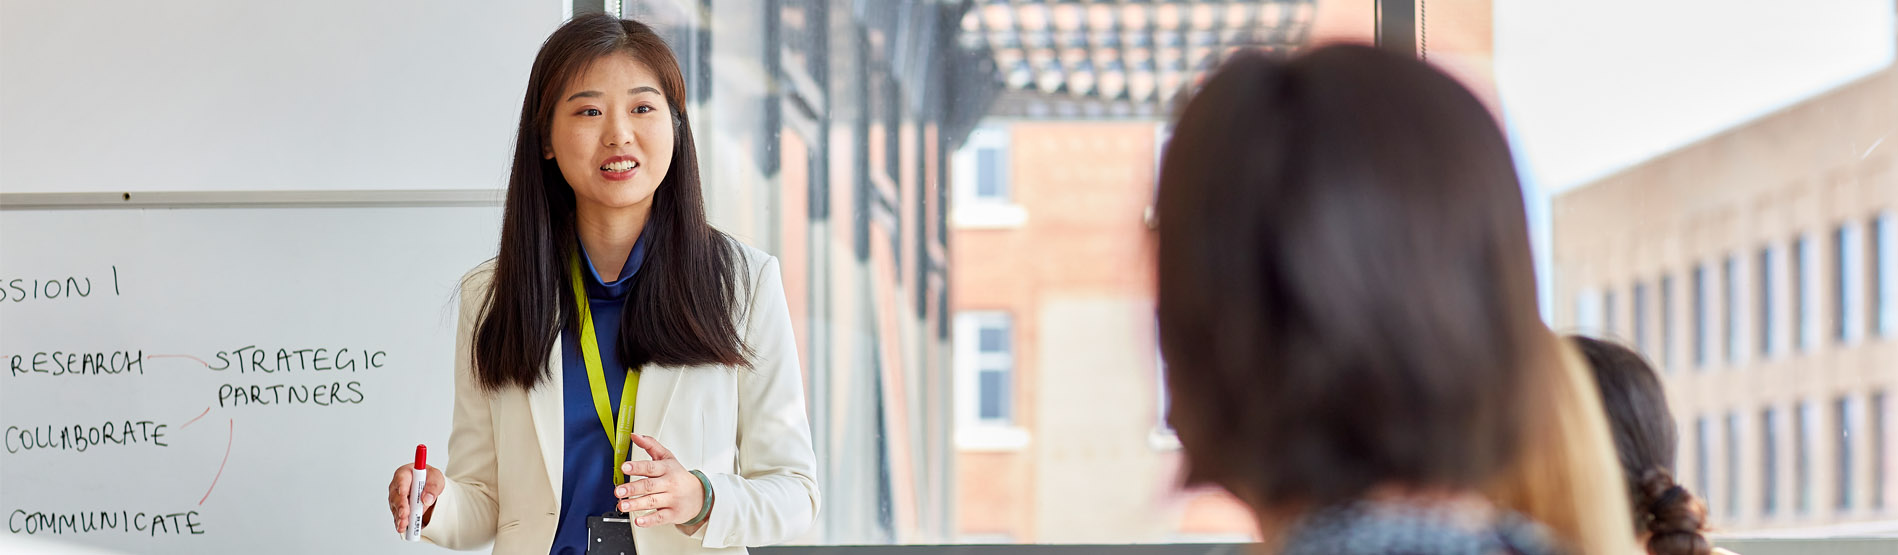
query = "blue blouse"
xmin=550 ymin=231 xmax=650 ymax=555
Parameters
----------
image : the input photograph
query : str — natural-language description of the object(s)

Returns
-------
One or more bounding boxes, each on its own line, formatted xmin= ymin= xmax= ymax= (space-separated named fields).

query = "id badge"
xmin=585 ymin=514 xmax=634 ymax=554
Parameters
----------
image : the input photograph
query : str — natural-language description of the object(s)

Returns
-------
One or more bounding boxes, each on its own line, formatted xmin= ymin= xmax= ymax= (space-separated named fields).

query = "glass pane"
xmin=978 ymin=325 xmax=1009 ymax=354
xmin=978 ymin=369 xmax=1010 ymax=422
xmin=976 ymin=148 xmax=1005 ymax=199
xmin=7 ymin=0 xmax=1891 ymax=551
xmin=1762 ymin=407 xmax=1779 ymax=516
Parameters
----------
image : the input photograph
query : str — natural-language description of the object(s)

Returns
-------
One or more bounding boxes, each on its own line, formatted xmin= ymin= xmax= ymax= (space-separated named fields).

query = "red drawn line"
xmin=147 ymin=354 xmax=211 ymax=368
xmin=180 ymin=407 xmax=211 ymax=429
xmin=199 ymin=418 xmax=233 ymax=506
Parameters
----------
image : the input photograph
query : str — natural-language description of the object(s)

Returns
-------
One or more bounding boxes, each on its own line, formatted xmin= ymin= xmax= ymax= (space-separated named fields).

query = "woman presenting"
xmin=385 ymin=14 xmax=819 ymax=554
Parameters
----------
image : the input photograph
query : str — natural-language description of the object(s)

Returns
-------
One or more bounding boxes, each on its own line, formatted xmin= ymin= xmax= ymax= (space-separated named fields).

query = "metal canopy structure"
xmin=956 ymin=0 xmax=1318 ymax=115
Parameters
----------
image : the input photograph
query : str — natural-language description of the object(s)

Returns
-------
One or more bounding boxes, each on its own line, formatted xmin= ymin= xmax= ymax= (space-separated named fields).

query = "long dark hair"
xmin=1571 ymin=336 xmax=1712 ymax=555
xmin=472 ymin=14 xmax=749 ymax=391
xmin=1155 ymin=45 xmax=1551 ymax=511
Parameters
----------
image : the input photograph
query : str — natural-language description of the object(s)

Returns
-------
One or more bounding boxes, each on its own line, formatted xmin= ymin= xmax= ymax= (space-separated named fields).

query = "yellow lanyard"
xmin=570 ymin=255 xmax=640 ymax=486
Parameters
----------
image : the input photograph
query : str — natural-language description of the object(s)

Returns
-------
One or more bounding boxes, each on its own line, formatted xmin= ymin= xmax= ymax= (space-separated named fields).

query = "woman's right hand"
xmin=388 ymin=463 xmax=446 ymax=536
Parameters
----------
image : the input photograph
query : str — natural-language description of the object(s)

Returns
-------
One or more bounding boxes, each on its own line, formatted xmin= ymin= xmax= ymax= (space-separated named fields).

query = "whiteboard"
xmin=0 ymin=200 xmax=503 ymax=553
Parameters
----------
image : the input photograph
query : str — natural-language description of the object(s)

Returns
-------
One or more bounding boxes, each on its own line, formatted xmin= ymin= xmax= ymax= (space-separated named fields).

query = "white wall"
xmin=0 ymin=1 xmax=562 ymax=193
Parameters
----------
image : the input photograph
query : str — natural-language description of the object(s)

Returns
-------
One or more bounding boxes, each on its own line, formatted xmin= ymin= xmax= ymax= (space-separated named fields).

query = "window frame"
xmin=1763 ymin=405 xmax=1780 ymax=516
xmin=949 ymin=124 xmax=1025 ymax=229
xmin=954 ymin=311 xmax=1027 ymax=450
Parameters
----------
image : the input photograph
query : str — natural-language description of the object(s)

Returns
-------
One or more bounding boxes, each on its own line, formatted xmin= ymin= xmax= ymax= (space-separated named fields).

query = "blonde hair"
xmin=1488 ymin=331 xmax=1640 ymax=554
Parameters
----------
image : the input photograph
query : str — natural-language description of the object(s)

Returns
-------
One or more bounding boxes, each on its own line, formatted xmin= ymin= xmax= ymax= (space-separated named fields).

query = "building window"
xmin=1696 ymin=416 xmax=1712 ymax=511
xmin=1575 ymin=288 xmax=1602 ymax=335
xmin=1762 ymin=406 xmax=1779 ymax=516
xmin=1694 ymin=264 xmax=1709 ymax=369
xmin=1837 ymin=224 xmax=1865 ymax=344
xmin=1152 ymin=339 xmax=1178 ymax=450
xmin=1726 ymin=411 xmax=1741 ymax=518
xmin=1797 ymin=401 xmax=1814 ymax=514
xmin=1604 ymin=288 xmax=1618 ymax=338
xmin=1837 ymin=396 xmax=1855 ymax=511
xmin=975 ymin=148 xmax=1007 ymax=202
xmin=1662 ymin=275 xmax=1676 ymax=372
xmin=1725 ymin=255 xmax=1741 ymax=365
xmin=1759 ymin=246 xmax=1776 ymax=357
xmin=976 ymin=320 xmax=1012 ymax=422
xmin=1874 ymin=391 xmax=1888 ymax=510
xmin=1876 ymin=213 xmax=1894 ymax=337
xmin=1797 ymin=235 xmax=1816 ymax=352
xmin=1634 ymin=282 xmax=1650 ymax=357
xmin=954 ymin=311 xmax=1025 ymax=450
xmin=950 ymin=125 xmax=1024 ymax=228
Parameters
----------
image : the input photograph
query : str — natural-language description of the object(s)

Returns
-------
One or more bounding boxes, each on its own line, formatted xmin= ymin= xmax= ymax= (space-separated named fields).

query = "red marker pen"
xmin=405 ymin=445 xmax=426 ymax=541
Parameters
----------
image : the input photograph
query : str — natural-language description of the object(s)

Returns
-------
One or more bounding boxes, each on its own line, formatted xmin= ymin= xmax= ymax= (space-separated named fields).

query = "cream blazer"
xmin=420 ymin=245 xmax=820 ymax=553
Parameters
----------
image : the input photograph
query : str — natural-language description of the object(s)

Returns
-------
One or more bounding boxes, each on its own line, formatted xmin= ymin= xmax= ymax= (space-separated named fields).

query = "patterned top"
xmin=1278 ymin=499 xmax=1568 ymax=555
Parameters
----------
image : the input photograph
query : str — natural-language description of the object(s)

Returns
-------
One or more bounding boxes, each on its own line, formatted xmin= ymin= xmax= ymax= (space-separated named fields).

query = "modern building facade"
xmin=1552 ymin=26 xmax=1898 ymax=533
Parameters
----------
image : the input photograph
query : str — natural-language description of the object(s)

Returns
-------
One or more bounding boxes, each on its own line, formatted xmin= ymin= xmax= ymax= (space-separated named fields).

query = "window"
xmin=1634 ymin=282 xmax=1650 ymax=356
xmin=1604 ymin=287 xmax=1618 ymax=338
xmin=1797 ymin=235 xmax=1816 ymax=352
xmin=1726 ymin=411 xmax=1741 ymax=518
xmin=1836 ymin=224 xmax=1865 ymax=344
xmin=1876 ymin=213 xmax=1894 ymax=337
xmin=1694 ymin=264 xmax=1710 ymax=369
xmin=976 ymin=319 xmax=1012 ymax=423
xmin=1798 ymin=401 xmax=1815 ymax=514
xmin=954 ymin=312 xmax=1024 ymax=450
xmin=1696 ymin=416 xmax=1712 ymax=510
xmin=1725 ymin=255 xmax=1741 ymax=365
xmin=950 ymin=125 xmax=1024 ymax=228
xmin=1662 ymin=275 xmax=1676 ymax=371
xmin=1155 ymin=346 xmax=1169 ymax=434
xmin=1762 ymin=406 xmax=1779 ymax=516
xmin=1575 ymin=288 xmax=1603 ymax=334
xmin=1836 ymin=396 xmax=1854 ymax=511
xmin=1759 ymin=245 xmax=1776 ymax=357
xmin=1874 ymin=392 xmax=1888 ymax=510
xmin=976 ymin=148 xmax=1006 ymax=201
xmin=1152 ymin=341 xmax=1179 ymax=450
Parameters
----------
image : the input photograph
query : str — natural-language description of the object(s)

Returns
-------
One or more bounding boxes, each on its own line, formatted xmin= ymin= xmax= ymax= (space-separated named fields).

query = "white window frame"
xmin=954 ymin=311 xmax=1027 ymax=450
xmin=950 ymin=124 xmax=1026 ymax=229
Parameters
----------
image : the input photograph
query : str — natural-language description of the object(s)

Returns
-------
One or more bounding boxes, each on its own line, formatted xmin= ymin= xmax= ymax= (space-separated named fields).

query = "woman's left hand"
xmin=615 ymin=433 xmax=708 ymax=529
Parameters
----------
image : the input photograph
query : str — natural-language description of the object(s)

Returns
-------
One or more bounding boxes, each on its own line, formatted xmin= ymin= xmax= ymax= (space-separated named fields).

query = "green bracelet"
xmin=683 ymin=470 xmax=713 ymax=527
